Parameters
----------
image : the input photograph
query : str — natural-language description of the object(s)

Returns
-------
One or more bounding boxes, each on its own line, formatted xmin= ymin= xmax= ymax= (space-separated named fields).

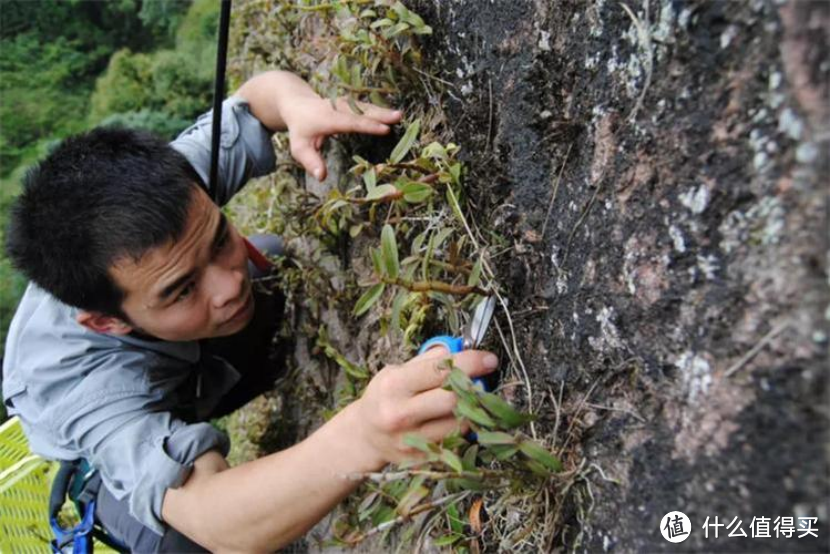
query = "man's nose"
xmin=209 ymin=264 xmax=245 ymax=309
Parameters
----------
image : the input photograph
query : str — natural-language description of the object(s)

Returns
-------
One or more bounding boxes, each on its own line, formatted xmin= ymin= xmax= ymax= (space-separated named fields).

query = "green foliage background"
xmin=0 ymin=0 xmax=220 ymax=418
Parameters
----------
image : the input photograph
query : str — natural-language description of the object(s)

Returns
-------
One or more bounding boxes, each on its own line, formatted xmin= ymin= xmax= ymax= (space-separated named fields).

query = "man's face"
xmin=109 ymin=187 xmax=255 ymax=342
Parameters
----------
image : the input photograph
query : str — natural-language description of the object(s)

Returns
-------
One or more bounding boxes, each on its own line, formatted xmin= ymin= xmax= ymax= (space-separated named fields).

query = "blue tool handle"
xmin=418 ymin=335 xmax=464 ymax=355
xmin=418 ymin=335 xmax=487 ymax=391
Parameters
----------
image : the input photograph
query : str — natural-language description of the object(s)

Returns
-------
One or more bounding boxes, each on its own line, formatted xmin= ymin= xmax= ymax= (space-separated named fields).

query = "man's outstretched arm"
xmin=162 ymin=348 xmax=499 ymax=551
xmin=235 ymin=70 xmax=402 ymax=181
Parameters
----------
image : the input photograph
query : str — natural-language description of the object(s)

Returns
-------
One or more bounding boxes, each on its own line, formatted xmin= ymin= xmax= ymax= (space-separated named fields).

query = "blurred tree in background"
xmin=0 ymin=1 xmax=220 ymax=417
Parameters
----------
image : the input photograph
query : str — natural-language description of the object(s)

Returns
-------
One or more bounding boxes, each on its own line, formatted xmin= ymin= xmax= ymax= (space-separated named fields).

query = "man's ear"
xmin=76 ymin=311 xmax=133 ymax=335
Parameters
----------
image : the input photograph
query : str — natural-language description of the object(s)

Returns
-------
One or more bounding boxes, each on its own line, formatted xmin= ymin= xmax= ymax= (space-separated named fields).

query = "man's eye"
xmin=216 ymin=231 xmax=230 ymax=251
xmin=176 ymin=283 xmax=195 ymax=302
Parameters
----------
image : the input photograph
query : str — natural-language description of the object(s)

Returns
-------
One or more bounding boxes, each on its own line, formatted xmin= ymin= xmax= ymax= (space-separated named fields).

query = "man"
xmin=2 ymin=70 xmax=497 ymax=551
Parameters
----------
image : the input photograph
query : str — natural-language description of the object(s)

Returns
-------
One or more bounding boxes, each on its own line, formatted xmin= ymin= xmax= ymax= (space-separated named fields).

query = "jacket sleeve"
xmin=170 ymin=96 xmax=276 ymax=207
xmin=49 ymin=360 xmax=230 ymax=535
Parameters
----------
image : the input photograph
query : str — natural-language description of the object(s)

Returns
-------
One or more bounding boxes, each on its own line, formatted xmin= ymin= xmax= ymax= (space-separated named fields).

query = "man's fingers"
xmin=404 ymin=388 xmax=458 ymax=425
xmin=412 ymin=344 xmax=451 ymax=362
xmin=355 ymin=102 xmax=403 ymax=124
xmin=331 ymin=111 xmax=391 ymax=136
xmin=403 ymin=350 xmax=499 ymax=394
xmin=415 ymin=416 xmax=469 ymax=443
xmin=291 ymin=142 xmax=326 ymax=180
xmin=335 ymin=97 xmax=403 ymax=124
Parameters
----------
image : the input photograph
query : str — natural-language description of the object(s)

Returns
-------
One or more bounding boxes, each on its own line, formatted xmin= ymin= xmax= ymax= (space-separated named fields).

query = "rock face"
xmin=405 ymin=0 xmax=828 ymax=551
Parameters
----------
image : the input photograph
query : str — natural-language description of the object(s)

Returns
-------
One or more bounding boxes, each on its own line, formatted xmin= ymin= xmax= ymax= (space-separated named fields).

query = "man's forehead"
xmin=111 ymin=189 xmax=219 ymax=297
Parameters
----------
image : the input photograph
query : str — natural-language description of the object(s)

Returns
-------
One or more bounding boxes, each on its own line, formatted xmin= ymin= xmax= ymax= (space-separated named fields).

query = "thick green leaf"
xmin=347 ymin=95 xmax=363 ymax=116
xmin=449 ymin=163 xmax=462 ymax=184
xmin=462 ymin=444 xmax=479 ymax=471
xmin=350 ymin=64 xmax=362 ymax=89
xmin=390 ymin=291 xmax=407 ymax=331
xmin=403 ymin=433 xmax=434 ymax=454
xmin=440 ymin=449 xmax=464 ymax=473
xmin=390 ymin=119 xmax=421 ymax=163
xmin=480 ymin=393 xmax=533 ymax=428
xmin=371 ymin=248 xmax=383 ymax=276
xmin=434 ymin=227 xmax=454 ymax=250
xmin=370 ymin=18 xmax=393 ymax=29
xmin=421 ymin=232 xmax=435 ymax=281
xmin=372 ymin=505 xmax=396 ymax=526
xmin=412 ymin=231 xmax=427 ymax=253
xmin=357 ymin=491 xmax=381 ymax=522
xmin=381 ymin=224 xmax=400 ymax=280
xmin=449 ymin=477 xmax=488 ymax=492
xmin=366 ymin=183 xmax=397 ymax=201
xmin=433 ymin=534 xmax=462 ymax=547
xmin=354 ymin=283 xmax=385 ymax=316
xmin=525 ymin=460 xmax=553 ymax=477
xmin=476 ymin=430 xmax=517 ymax=446
xmin=402 ymin=262 xmax=418 ymax=282
xmin=402 ymin=181 xmax=433 ymax=203
xmin=383 ymin=22 xmax=410 ymax=39
xmin=401 ymin=255 xmax=419 ymax=266
xmin=467 ymin=258 xmax=483 ymax=287
xmin=397 ymin=476 xmax=428 ymax=516
xmin=349 ymin=223 xmax=364 ymax=238
xmin=447 ymin=502 xmax=464 ymax=534
xmin=456 ymin=397 xmax=497 ymax=428
xmin=446 ymin=368 xmax=473 ymax=393
xmin=363 ymin=168 xmax=377 ymax=192
xmin=442 ymin=433 xmax=467 ymax=451
xmin=369 ymin=90 xmax=389 ymax=107
xmin=489 ymin=444 xmax=520 ymax=461
xmin=329 ymin=199 xmax=349 ymax=212
xmin=422 ymin=141 xmax=447 ymax=160
xmin=446 ymin=186 xmax=465 ymax=223
xmin=342 ymin=361 xmax=369 ymax=380
xmin=519 ymin=441 xmax=563 ymax=472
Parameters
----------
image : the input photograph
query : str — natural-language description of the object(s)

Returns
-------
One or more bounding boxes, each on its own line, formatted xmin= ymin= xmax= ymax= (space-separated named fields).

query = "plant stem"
xmin=384 ymin=276 xmax=487 ymax=296
xmin=294 ymin=0 xmax=373 ymax=11
xmin=339 ymin=83 xmax=398 ymax=94
xmin=345 ymin=492 xmax=471 ymax=545
xmin=358 ymin=469 xmax=505 ymax=482
xmin=348 ymin=191 xmax=404 ymax=204
xmin=375 ymin=162 xmax=432 ymax=175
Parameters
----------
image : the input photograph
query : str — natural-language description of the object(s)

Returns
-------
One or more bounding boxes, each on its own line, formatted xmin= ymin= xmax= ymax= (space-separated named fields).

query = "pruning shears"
xmin=418 ymin=296 xmax=496 ymax=390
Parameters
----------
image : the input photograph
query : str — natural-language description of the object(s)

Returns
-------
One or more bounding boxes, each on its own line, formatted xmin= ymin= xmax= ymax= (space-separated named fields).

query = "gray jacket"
xmin=2 ymin=97 xmax=276 ymax=534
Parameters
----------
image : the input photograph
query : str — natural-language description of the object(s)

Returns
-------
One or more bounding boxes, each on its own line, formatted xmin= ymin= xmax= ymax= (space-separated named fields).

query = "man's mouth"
xmin=223 ymin=289 xmax=254 ymax=327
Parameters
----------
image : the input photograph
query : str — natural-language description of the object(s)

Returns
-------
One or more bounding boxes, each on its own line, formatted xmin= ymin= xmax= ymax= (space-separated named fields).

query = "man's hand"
xmin=283 ymin=94 xmax=401 ymax=182
xmin=162 ymin=347 xmax=498 ymax=551
xmin=352 ymin=347 xmax=500 ymax=466
xmin=235 ymin=70 xmax=402 ymax=181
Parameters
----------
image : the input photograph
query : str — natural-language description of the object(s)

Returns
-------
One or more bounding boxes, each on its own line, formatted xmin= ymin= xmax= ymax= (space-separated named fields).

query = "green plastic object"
xmin=0 ymin=417 xmax=117 ymax=552
xmin=0 ymin=417 xmax=55 ymax=552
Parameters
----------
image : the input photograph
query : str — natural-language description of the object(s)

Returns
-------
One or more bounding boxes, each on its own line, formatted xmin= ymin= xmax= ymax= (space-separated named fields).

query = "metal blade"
xmin=463 ymin=296 xmax=496 ymax=349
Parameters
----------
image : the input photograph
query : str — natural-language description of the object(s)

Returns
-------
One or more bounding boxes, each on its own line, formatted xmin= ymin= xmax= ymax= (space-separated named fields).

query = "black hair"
xmin=5 ymin=126 xmax=203 ymax=318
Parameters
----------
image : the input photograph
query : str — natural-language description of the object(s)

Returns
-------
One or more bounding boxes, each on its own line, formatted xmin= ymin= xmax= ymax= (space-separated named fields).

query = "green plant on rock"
xmin=289 ymin=0 xmax=431 ymax=110
xmin=332 ymin=364 xmax=563 ymax=549
xmin=231 ymin=1 xmax=574 ymax=550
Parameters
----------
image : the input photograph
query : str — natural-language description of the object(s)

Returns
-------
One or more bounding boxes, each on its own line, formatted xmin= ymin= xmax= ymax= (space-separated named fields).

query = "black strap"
xmin=49 ymin=460 xmax=78 ymax=521
xmin=209 ymin=0 xmax=233 ymax=192
xmin=49 ymin=461 xmax=129 ymax=553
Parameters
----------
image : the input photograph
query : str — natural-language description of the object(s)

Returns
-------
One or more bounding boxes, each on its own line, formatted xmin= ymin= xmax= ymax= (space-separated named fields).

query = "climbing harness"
xmin=48 ymin=460 xmax=127 ymax=553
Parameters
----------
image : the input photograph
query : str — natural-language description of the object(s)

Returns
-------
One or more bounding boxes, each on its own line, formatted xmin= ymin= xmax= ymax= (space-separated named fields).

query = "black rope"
xmin=209 ymin=0 xmax=233 ymax=192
